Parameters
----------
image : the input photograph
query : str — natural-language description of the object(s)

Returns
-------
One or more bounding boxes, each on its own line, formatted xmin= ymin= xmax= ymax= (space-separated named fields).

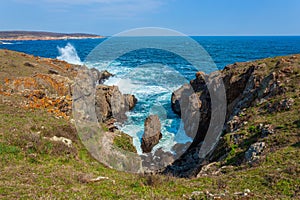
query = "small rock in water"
xmin=141 ymin=115 xmax=162 ymax=153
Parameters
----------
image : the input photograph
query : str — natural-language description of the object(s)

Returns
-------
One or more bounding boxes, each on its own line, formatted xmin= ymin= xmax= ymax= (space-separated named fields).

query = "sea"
xmin=2 ymin=36 xmax=300 ymax=154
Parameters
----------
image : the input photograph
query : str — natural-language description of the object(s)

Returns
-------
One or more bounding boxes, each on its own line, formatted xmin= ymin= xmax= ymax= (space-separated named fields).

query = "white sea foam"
xmin=0 ymin=42 xmax=13 ymax=45
xmin=105 ymin=77 xmax=138 ymax=94
xmin=57 ymin=43 xmax=82 ymax=65
xmin=85 ymin=60 xmax=192 ymax=155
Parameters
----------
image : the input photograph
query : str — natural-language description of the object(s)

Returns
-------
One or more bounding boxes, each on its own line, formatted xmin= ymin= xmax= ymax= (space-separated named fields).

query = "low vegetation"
xmin=0 ymin=50 xmax=299 ymax=199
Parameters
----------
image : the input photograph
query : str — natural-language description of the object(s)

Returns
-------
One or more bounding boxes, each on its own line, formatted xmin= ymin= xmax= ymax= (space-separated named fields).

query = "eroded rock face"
xmin=90 ymin=68 xmax=113 ymax=84
xmin=95 ymin=85 xmax=137 ymax=123
xmin=165 ymin=56 xmax=297 ymax=177
xmin=141 ymin=115 xmax=162 ymax=153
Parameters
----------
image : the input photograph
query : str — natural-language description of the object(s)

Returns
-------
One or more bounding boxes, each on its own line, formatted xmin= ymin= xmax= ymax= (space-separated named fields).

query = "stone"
xmin=23 ymin=61 xmax=35 ymax=67
xmin=245 ymin=142 xmax=266 ymax=163
xmin=141 ymin=115 xmax=162 ymax=153
xmin=95 ymin=85 xmax=137 ymax=123
xmin=49 ymin=136 xmax=72 ymax=147
xmin=124 ymin=94 xmax=137 ymax=110
xmin=99 ymin=70 xmax=113 ymax=84
xmin=259 ymin=124 xmax=275 ymax=137
xmin=90 ymin=68 xmax=113 ymax=84
xmin=48 ymin=69 xmax=59 ymax=75
xmin=244 ymin=189 xmax=251 ymax=193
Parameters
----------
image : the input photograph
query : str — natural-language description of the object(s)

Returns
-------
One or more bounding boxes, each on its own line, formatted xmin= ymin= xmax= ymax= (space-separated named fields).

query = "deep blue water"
xmin=2 ymin=36 xmax=300 ymax=154
xmin=2 ymin=36 xmax=300 ymax=70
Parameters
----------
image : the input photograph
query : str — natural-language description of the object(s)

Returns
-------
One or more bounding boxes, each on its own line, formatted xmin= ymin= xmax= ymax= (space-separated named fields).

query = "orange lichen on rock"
xmin=4 ymin=78 xmax=10 ymax=84
xmin=6 ymin=77 xmax=39 ymax=91
xmin=34 ymin=73 xmax=73 ymax=96
xmin=26 ymin=94 xmax=72 ymax=120
xmin=0 ymin=84 xmax=11 ymax=96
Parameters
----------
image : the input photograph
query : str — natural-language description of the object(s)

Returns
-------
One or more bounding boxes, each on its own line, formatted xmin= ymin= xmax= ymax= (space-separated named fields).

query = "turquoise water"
xmin=2 ymin=36 xmax=300 ymax=153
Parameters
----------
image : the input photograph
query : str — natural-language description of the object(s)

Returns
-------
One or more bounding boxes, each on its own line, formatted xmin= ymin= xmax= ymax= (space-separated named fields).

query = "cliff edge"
xmin=165 ymin=54 xmax=300 ymax=179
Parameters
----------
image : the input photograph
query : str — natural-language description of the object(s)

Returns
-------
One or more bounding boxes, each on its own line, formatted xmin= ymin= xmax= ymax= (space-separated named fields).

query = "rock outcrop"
xmin=164 ymin=55 xmax=300 ymax=177
xmin=141 ymin=115 xmax=162 ymax=153
xmin=0 ymin=49 xmax=137 ymax=133
xmin=95 ymin=85 xmax=137 ymax=124
xmin=244 ymin=142 xmax=266 ymax=164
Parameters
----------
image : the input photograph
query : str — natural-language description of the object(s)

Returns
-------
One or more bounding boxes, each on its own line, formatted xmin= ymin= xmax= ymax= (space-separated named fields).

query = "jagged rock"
xmin=90 ymin=68 xmax=113 ymax=84
xmin=167 ymin=57 xmax=294 ymax=177
xmin=95 ymin=85 xmax=137 ymax=123
xmin=124 ymin=94 xmax=138 ymax=110
xmin=141 ymin=115 xmax=162 ymax=153
xmin=245 ymin=142 xmax=266 ymax=163
xmin=99 ymin=70 xmax=113 ymax=84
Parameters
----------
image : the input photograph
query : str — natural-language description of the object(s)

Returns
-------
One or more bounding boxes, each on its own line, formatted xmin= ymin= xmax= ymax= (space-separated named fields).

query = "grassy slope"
xmin=0 ymin=50 xmax=299 ymax=199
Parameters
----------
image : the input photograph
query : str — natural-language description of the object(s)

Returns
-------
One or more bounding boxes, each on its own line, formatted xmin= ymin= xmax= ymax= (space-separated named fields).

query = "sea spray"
xmin=57 ymin=43 xmax=82 ymax=65
xmin=91 ymin=62 xmax=193 ymax=154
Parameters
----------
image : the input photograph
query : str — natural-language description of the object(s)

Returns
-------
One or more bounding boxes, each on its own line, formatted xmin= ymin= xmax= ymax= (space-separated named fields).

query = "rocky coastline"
xmin=0 ymin=49 xmax=299 ymax=198
xmin=164 ymin=54 xmax=300 ymax=177
xmin=0 ymin=31 xmax=104 ymax=41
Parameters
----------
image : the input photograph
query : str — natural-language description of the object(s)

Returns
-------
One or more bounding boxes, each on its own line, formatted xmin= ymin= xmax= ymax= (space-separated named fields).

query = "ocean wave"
xmin=85 ymin=59 xmax=192 ymax=155
xmin=0 ymin=41 xmax=13 ymax=45
xmin=57 ymin=43 xmax=82 ymax=65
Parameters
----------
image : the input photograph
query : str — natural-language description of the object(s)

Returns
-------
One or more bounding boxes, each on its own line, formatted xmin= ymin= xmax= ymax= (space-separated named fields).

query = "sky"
xmin=0 ymin=0 xmax=300 ymax=36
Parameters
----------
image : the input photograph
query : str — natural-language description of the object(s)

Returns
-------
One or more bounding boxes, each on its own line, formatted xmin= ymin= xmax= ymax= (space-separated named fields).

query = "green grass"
xmin=113 ymin=132 xmax=137 ymax=153
xmin=0 ymin=103 xmax=298 ymax=199
xmin=0 ymin=52 xmax=299 ymax=199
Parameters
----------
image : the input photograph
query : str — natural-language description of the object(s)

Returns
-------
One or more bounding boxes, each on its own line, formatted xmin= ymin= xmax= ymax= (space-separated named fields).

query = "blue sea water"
xmin=2 ymin=36 xmax=300 ymax=69
xmin=2 ymin=36 xmax=300 ymax=153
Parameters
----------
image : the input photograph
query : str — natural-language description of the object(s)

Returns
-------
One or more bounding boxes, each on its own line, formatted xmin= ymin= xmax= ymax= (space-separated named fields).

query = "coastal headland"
xmin=0 ymin=31 xmax=104 ymax=41
xmin=0 ymin=49 xmax=299 ymax=199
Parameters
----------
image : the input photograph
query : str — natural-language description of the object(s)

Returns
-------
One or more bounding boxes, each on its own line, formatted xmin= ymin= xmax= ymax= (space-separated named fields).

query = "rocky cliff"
xmin=164 ymin=54 xmax=300 ymax=177
xmin=0 ymin=49 xmax=299 ymax=198
xmin=0 ymin=49 xmax=136 ymax=153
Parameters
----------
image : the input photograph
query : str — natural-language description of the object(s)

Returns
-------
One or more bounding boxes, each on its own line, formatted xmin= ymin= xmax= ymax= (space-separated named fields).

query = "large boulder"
xmin=95 ymin=85 xmax=137 ymax=123
xmin=141 ymin=115 xmax=162 ymax=153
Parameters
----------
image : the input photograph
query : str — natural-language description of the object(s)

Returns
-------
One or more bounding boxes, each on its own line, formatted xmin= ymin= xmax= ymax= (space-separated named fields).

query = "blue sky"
xmin=0 ymin=0 xmax=299 ymax=36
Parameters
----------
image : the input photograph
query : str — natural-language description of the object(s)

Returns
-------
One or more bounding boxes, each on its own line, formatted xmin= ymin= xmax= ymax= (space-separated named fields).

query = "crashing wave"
xmin=57 ymin=43 xmax=82 ymax=65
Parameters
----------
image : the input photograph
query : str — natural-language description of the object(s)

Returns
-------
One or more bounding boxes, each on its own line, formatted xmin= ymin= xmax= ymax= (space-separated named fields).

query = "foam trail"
xmin=0 ymin=42 xmax=13 ymax=44
xmin=57 ymin=43 xmax=82 ymax=65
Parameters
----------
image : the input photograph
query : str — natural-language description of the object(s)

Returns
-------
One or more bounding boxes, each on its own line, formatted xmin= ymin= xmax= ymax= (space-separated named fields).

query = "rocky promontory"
xmin=0 ymin=49 xmax=136 ymax=153
xmin=0 ymin=49 xmax=299 ymax=199
xmin=164 ymin=54 xmax=300 ymax=178
xmin=0 ymin=31 xmax=104 ymax=41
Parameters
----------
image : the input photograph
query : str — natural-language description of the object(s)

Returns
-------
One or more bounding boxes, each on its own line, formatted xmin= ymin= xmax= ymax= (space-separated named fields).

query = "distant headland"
xmin=0 ymin=31 xmax=104 ymax=41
